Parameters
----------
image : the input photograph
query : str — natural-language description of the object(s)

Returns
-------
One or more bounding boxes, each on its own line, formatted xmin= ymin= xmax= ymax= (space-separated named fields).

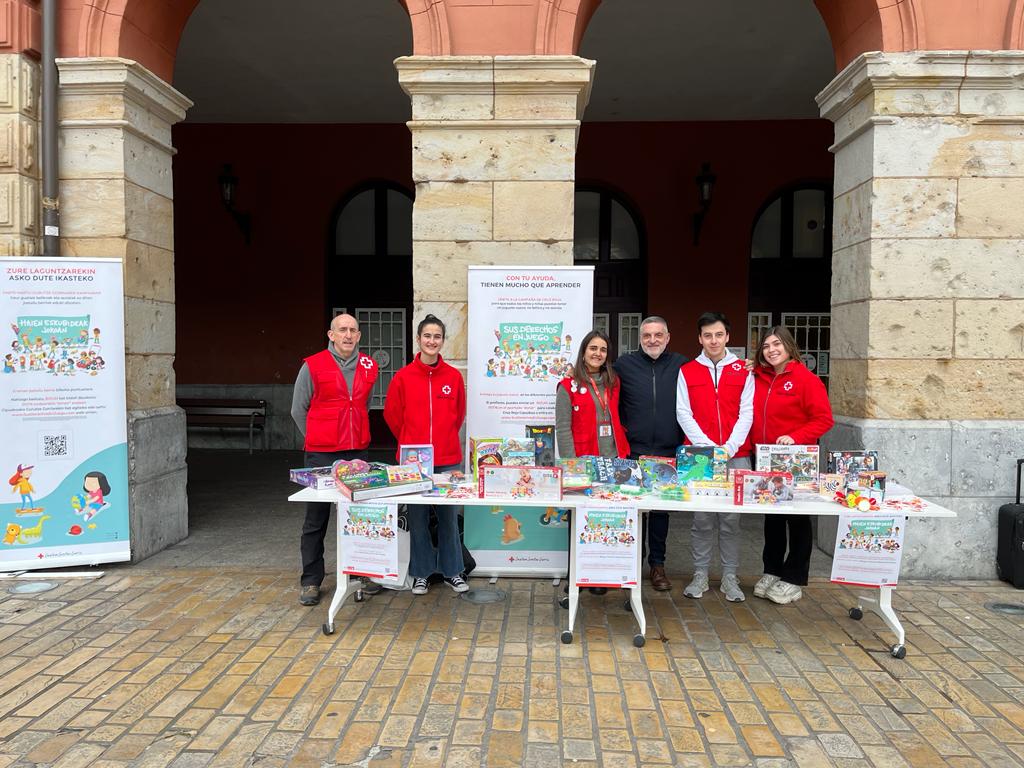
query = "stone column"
xmin=57 ymin=57 xmax=192 ymax=561
xmin=0 ymin=52 xmax=39 ymax=256
xmin=396 ymin=55 xmax=594 ymax=366
xmin=817 ymin=52 xmax=1024 ymax=577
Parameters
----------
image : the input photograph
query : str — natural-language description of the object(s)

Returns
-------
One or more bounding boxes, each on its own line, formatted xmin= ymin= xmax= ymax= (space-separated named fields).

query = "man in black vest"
xmin=612 ymin=316 xmax=688 ymax=590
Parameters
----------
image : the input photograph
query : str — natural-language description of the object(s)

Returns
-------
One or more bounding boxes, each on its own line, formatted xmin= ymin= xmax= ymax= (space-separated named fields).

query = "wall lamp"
xmin=218 ymin=164 xmax=252 ymax=245
xmin=692 ymin=161 xmax=716 ymax=246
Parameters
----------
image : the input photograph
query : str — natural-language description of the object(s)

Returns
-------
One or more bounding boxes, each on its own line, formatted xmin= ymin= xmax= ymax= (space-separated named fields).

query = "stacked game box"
xmin=733 ymin=470 xmax=795 ymax=506
xmin=755 ymin=444 xmax=820 ymax=496
xmin=480 ymin=465 xmax=562 ymax=501
xmin=289 ymin=466 xmax=336 ymax=490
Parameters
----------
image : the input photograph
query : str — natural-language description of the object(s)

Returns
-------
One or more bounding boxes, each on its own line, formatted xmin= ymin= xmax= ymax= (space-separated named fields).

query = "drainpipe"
xmin=41 ymin=0 xmax=59 ymax=257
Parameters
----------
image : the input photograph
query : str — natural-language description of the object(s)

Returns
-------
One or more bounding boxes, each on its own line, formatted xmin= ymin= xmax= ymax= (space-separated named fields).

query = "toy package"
xmin=386 ymin=465 xmax=425 ymax=485
xmin=818 ymin=473 xmax=847 ymax=497
xmin=501 ymin=438 xmax=537 ymax=467
xmin=558 ymin=457 xmax=594 ymax=491
xmin=676 ymin=446 xmax=728 ymax=483
xmin=481 ymin=465 xmax=562 ymax=501
xmin=611 ymin=458 xmax=643 ymax=487
xmin=337 ymin=466 xmax=432 ymax=501
xmin=733 ymin=470 xmax=795 ymax=506
xmin=690 ymin=480 xmax=733 ymax=498
xmin=399 ymin=444 xmax=434 ymax=477
xmin=470 ymin=437 xmax=504 ymax=482
xmin=827 ymin=450 xmax=879 ymax=479
xmin=639 ymin=456 xmax=677 ymax=490
xmin=856 ymin=470 xmax=887 ymax=499
xmin=755 ymin=444 xmax=820 ymax=495
xmin=526 ymin=425 xmax=555 ymax=466
xmin=289 ymin=466 xmax=336 ymax=490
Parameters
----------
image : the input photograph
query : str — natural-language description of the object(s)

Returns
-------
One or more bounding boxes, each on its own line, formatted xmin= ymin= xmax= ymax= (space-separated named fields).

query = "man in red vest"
xmin=291 ymin=313 xmax=378 ymax=606
xmin=676 ymin=312 xmax=754 ymax=602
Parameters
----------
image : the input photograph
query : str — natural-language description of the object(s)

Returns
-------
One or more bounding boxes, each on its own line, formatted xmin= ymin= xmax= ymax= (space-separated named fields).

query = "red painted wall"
xmin=172 ymin=119 xmax=834 ymax=383
xmin=576 ymin=120 xmax=835 ymax=355
xmin=172 ymin=124 xmax=413 ymax=385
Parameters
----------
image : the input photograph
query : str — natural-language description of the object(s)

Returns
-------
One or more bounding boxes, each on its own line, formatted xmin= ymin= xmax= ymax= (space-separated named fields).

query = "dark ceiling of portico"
xmin=173 ymin=0 xmax=835 ymax=123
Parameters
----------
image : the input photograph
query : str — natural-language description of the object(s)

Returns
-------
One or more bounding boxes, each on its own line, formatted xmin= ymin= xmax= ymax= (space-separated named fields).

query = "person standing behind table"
xmin=748 ymin=326 xmax=833 ymax=605
xmin=676 ymin=311 xmax=754 ymax=602
xmin=555 ymin=329 xmax=630 ymax=596
xmin=291 ymin=313 xmax=378 ymax=607
xmin=383 ymin=314 xmax=469 ymax=596
xmin=612 ymin=316 xmax=688 ymax=592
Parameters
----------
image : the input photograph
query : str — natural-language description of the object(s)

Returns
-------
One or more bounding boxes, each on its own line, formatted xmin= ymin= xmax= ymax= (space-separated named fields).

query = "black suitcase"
xmin=997 ymin=458 xmax=1024 ymax=588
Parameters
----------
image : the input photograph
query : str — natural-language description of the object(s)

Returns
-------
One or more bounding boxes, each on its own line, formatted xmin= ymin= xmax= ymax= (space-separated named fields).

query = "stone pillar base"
xmin=127 ymin=407 xmax=188 ymax=561
xmin=818 ymin=416 xmax=1024 ymax=578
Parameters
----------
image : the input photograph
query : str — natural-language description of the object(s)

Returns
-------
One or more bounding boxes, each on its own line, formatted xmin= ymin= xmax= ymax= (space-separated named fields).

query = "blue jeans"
xmin=408 ymin=463 xmax=465 ymax=579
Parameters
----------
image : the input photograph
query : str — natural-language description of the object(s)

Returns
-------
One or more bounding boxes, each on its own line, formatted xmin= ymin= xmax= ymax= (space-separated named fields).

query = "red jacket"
xmin=748 ymin=360 xmax=833 ymax=447
xmin=383 ymin=353 xmax=466 ymax=467
xmin=559 ymin=377 xmax=630 ymax=458
xmin=304 ymin=349 xmax=378 ymax=452
xmin=680 ymin=358 xmax=752 ymax=458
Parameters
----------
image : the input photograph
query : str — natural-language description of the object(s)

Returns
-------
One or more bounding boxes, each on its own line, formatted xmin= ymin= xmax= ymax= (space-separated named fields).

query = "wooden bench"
xmin=178 ymin=398 xmax=267 ymax=454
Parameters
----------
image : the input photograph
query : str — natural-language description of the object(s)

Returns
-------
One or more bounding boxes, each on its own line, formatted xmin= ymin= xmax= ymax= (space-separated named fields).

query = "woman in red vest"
xmin=749 ymin=326 xmax=834 ymax=605
xmin=384 ymin=314 xmax=468 ymax=596
xmin=555 ymin=329 xmax=630 ymax=595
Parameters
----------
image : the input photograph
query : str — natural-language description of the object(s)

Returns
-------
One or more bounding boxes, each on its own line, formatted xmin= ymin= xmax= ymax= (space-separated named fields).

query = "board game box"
xmin=639 ymin=456 xmax=677 ymax=490
xmin=733 ymin=470 xmax=795 ymax=506
xmin=676 ymin=446 xmax=728 ymax=483
xmin=755 ymin=444 xmax=820 ymax=494
xmin=827 ymin=450 xmax=879 ymax=479
xmin=470 ymin=437 xmax=504 ymax=482
xmin=480 ymin=465 xmax=562 ymax=501
xmin=289 ymin=466 xmax=336 ymax=490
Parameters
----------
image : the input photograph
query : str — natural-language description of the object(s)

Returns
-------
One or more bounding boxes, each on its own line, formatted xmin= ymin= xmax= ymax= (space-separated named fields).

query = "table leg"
xmin=626 ymin=510 xmax=646 ymax=647
xmin=852 ymin=585 xmax=906 ymax=658
xmin=322 ymin=502 xmax=366 ymax=635
xmin=562 ymin=508 xmax=580 ymax=644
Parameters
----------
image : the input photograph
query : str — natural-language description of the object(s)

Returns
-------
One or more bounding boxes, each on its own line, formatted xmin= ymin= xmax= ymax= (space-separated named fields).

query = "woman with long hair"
xmin=384 ymin=314 xmax=468 ymax=596
xmin=749 ymin=326 xmax=833 ymax=605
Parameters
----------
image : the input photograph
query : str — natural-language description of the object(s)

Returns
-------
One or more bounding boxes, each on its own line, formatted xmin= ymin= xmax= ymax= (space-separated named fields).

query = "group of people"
xmin=291 ymin=309 xmax=832 ymax=609
xmin=554 ymin=312 xmax=833 ymax=605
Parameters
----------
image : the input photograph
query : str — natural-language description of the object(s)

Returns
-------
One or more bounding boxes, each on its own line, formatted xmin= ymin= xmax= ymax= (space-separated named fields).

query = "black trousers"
xmin=301 ymin=449 xmax=367 ymax=587
xmin=762 ymin=514 xmax=813 ymax=586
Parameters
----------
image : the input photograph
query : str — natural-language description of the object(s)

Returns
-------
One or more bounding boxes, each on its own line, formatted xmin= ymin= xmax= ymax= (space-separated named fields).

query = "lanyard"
xmin=586 ymin=374 xmax=610 ymax=420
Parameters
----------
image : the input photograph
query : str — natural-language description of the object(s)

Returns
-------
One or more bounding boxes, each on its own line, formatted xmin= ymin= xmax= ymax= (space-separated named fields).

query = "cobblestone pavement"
xmin=2 ymin=567 xmax=1024 ymax=767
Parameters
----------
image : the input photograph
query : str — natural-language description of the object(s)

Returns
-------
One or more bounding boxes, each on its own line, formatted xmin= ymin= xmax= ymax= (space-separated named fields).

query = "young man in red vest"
xmin=675 ymin=312 xmax=754 ymax=602
xmin=291 ymin=313 xmax=378 ymax=606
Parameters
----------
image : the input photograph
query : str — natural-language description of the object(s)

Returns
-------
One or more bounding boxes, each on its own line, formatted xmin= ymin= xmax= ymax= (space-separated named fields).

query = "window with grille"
xmin=781 ymin=312 xmax=830 ymax=386
xmin=356 ymin=308 xmax=406 ymax=410
xmin=618 ymin=313 xmax=641 ymax=356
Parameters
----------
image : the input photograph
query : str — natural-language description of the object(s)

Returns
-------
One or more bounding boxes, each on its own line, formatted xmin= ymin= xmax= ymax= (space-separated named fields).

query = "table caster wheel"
xmin=322 ymin=622 xmax=334 ymax=635
xmin=560 ymin=630 xmax=573 ymax=644
xmin=354 ymin=590 xmax=364 ymax=603
xmin=558 ymin=596 xmax=569 ymax=609
xmin=890 ymin=644 xmax=906 ymax=659
xmin=633 ymin=634 xmax=646 ymax=648
xmin=849 ymin=607 xmax=863 ymax=620
xmin=624 ymin=600 xmax=632 ymax=612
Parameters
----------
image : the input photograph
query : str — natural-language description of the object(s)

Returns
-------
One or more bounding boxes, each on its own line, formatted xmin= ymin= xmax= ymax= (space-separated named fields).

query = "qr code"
xmin=39 ymin=432 xmax=72 ymax=459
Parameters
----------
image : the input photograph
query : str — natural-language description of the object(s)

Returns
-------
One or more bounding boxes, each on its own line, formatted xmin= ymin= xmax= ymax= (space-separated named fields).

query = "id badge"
xmin=598 ymin=424 xmax=612 ymax=437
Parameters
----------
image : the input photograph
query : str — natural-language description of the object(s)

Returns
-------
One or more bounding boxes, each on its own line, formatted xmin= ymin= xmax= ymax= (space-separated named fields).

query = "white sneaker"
xmin=445 ymin=575 xmax=469 ymax=593
xmin=753 ymin=574 xmax=781 ymax=599
xmin=720 ymin=573 xmax=745 ymax=602
xmin=683 ymin=571 xmax=709 ymax=599
xmin=765 ymin=580 xmax=802 ymax=605
xmin=412 ymin=577 xmax=429 ymax=595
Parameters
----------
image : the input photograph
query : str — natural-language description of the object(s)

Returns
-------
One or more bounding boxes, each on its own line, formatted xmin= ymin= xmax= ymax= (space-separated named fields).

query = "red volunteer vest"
xmin=559 ymin=378 xmax=630 ymax=458
xmin=304 ymin=349 xmax=378 ymax=452
xmin=680 ymin=358 xmax=750 ymax=457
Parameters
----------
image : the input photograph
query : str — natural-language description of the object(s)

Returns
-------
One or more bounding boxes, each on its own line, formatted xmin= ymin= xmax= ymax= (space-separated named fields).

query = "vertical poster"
xmin=0 ymin=258 xmax=130 ymax=570
xmin=465 ymin=266 xmax=594 ymax=576
xmin=574 ymin=505 xmax=639 ymax=588
xmin=830 ymin=513 xmax=906 ymax=587
xmin=339 ymin=502 xmax=399 ymax=579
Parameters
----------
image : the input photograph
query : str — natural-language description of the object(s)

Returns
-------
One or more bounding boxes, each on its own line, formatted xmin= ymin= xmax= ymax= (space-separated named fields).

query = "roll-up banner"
xmin=1 ymin=258 xmax=130 ymax=570
xmin=464 ymin=265 xmax=594 ymax=576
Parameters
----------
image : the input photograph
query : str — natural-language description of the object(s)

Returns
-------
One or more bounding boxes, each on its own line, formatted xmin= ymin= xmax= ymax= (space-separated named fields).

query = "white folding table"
xmin=288 ymin=488 xmax=956 ymax=658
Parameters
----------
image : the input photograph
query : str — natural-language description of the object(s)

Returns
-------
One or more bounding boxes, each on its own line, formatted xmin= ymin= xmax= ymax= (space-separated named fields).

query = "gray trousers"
xmin=691 ymin=455 xmax=751 ymax=575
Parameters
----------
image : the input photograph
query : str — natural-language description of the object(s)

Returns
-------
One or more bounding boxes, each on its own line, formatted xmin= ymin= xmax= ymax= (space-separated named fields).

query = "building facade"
xmin=1 ymin=0 xmax=1022 ymax=576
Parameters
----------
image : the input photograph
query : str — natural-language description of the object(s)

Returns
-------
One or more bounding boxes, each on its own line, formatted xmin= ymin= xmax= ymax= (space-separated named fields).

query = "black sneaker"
xmin=445 ymin=575 xmax=469 ymax=593
xmin=299 ymin=585 xmax=320 ymax=606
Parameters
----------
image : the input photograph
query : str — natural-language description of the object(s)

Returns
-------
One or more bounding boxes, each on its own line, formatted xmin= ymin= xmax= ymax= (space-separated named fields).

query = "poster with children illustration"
xmin=830 ymin=513 xmax=906 ymax=587
xmin=1 ymin=258 xmax=129 ymax=569
xmin=339 ymin=502 xmax=399 ymax=579
xmin=574 ymin=506 xmax=639 ymax=589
